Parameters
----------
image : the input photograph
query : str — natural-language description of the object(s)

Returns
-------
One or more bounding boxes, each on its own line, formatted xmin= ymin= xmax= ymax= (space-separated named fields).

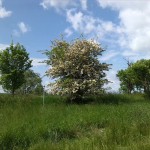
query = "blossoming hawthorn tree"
xmin=45 ymin=38 xmax=110 ymax=103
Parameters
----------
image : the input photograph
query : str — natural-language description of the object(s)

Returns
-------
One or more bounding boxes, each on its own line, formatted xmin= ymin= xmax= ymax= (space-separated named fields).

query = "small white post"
xmin=43 ymin=86 xmax=45 ymax=107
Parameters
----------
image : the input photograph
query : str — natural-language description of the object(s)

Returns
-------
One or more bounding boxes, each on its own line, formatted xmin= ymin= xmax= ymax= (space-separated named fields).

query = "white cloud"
xmin=64 ymin=28 xmax=73 ymax=37
xmin=0 ymin=43 xmax=9 ymax=50
xmin=101 ymin=50 xmax=119 ymax=61
xmin=97 ymin=0 xmax=150 ymax=52
xmin=13 ymin=22 xmax=30 ymax=36
xmin=66 ymin=9 xmax=94 ymax=33
xmin=0 ymin=7 xmax=12 ymax=18
xmin=0 ymin=0 xmax=12 ymax=18
xmin=18 ymin=22 xmax=29 ymax=33
xmin=66 ymin=10 xmax=84 ymax=31
xmin=80 ymin=0 xmax=87 ymax=10
xmin=31 ymin=58 xmax=46 ymax=67
xmin=40 ymin=0 xmax=74 ymax=10
xmin=40 ymin=0 xmax=88 ymax=11
xmin=97 ymin=0 xmax=149 ymax=10
xmin=101 ymin=21 xmax=115 ymax=32
xmin=119 ymin=8 xmax=150 ymax=52
xmin=66 ymin=9 xmax=119 ymax=39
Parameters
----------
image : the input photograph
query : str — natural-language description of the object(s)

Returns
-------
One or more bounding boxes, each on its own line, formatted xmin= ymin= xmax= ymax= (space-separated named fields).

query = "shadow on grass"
xmin=0 ymin=93 xmax=149 ymax=106
xmin=65 ymin=93 xmax=148 ymax=105
xmin=94 ymin=93 xmax=148 ymax=104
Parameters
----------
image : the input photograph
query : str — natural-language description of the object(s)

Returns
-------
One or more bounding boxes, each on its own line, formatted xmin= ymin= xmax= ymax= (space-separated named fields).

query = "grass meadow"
xmin=0 ymin=94 xmax=150 ymax=149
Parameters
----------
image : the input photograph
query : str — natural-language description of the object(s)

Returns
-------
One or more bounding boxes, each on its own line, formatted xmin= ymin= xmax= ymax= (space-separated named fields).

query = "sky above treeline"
xmin=0 ymin=0 xmax=150 ymax=93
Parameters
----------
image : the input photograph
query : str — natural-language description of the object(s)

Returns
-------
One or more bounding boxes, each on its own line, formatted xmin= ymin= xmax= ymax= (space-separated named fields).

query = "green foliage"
xmin=131 ymin=59 xmax=150 ymax=94
xmin=0 ymin=43 xmax=32 ymax=95
xmin=16 ymin=69 xmax=43 ymax=95
xmin=117 ymin=59 xmax=150 ymax=94
xmin=117 ymin=69 xmax=135 ymax=94
xmin=45 ymin=37 xmax=110 ymax=103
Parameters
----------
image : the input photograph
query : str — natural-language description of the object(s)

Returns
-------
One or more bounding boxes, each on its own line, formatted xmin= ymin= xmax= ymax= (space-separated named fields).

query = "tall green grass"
xmin=0 ymin=94 xmax=150 ymax=149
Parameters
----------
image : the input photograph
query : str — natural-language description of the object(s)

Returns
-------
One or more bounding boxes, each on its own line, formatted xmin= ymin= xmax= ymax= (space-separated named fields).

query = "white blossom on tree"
xmin=45 ymin=38 xmax=110 ymax=103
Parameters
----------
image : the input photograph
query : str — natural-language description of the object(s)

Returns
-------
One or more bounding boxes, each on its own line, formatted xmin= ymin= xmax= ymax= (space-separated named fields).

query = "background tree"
xmin=45 ymin=38 xmax=110 ymax=103
xmin=117 ymin=59 xmax=150 ymax=94
xmin=117 ymin=69 xmax=135 ymax=94
xmin=131 ymin=59 xmax=150 ymax=94
xmin=0 ymin=43 xmax=32 ymax=95
xmin=16 ymin=69 xmax=43 ymax=95
xmin=117 ymin=58 xmax=134 ymax=94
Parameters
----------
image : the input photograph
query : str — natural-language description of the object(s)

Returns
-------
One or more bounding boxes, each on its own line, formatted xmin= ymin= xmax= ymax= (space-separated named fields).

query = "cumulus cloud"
xmin=0 ymin=43 xmax=9 ymax=50
xmin=96 ymin=0 xmax=149 ymax=10
xmin=97 ymin=0 xmax=150 ymax=52
xmin=40 ymin=0 xmax=88 ymax=11
xmin=80 ymin=0 xmax=87 ymax=10
xmin=13 ymin=22 xmax=30 ymax=36
xmin=18 ymin=22 xmax=29 ymax=33
xmin=41 ymin=0 xmax=150 ymax=53
xmin=119 ymin=8 xmax=150 ymax=51
xmin=0 ymin=0 xmax=12 ymax=18
xmin=40 ymin=0 xmax=74 ymax=10
xmin=31 ymin=58 xmax=46 ymax=67
xmin=64 ymin=28 xmax=73 ymax=37
xmin=66 ymin=9 xmax=119 ymax=40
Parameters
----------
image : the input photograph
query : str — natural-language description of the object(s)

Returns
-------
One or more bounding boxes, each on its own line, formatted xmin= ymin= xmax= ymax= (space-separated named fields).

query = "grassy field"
xmin=0 ymin=94 xmax=150 ymax=150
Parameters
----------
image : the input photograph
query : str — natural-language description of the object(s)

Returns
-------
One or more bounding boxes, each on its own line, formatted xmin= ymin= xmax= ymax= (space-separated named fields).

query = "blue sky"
xmin=1 ymin=0 xmax=150 ymax=92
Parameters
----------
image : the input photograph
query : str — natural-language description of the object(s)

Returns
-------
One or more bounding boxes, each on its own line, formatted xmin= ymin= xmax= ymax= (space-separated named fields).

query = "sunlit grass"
xmin=0 ymin=94 xmax=150 ymax=149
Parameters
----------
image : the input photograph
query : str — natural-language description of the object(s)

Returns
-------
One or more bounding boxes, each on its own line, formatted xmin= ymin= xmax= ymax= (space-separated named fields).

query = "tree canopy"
xmin=117 ymin=59 xmax=150 ymax=94
xmin=16 ymin=69 xmax=43 ymax=95
xmin=45 ymin=38 xmax=110 ymax=103
xmin=0 ymin=43 xmax=32 ymax=95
